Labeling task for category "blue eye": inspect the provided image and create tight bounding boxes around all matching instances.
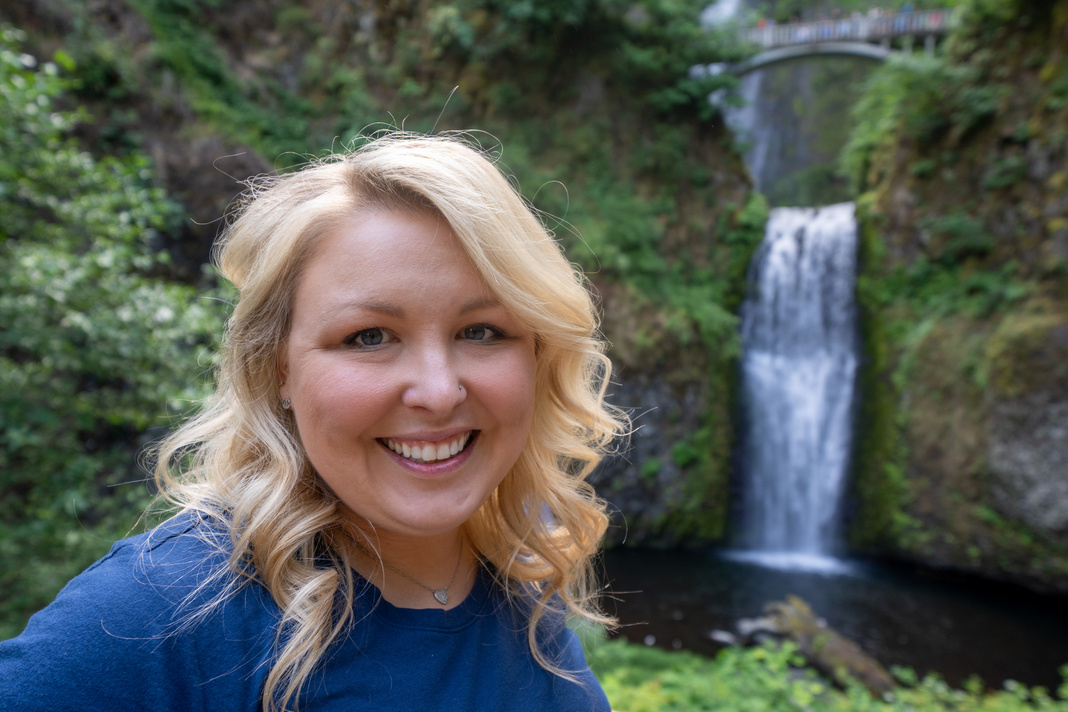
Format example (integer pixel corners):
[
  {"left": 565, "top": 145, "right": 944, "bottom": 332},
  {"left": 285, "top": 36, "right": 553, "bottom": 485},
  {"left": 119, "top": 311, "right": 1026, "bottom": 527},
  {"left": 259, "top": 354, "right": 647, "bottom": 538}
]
[
  {"left": 462, "top": 324, "right": 506, "bottom": 342},
  {"left": 463, "top": 325, "right": 488, "bottom": 341},
  {"left": 345, "top": 328, "right": 387, "bottom": 348}
]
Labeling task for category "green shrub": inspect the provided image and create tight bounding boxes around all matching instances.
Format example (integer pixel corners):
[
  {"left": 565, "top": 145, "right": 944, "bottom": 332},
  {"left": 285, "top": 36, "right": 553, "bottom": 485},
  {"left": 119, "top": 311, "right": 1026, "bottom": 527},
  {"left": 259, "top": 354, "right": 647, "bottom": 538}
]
[
  {"left": 0, "top": 26, "right": 226, "bottom": 637},
  {"left": 587, "top": 635, "right": 1068, "bottom": 712},
  {"left": 842, "top": 54, "right": 1001, "bottom": 192},
  {"left": 981, "top": 154, "right": 1028, "bottom": 190}
]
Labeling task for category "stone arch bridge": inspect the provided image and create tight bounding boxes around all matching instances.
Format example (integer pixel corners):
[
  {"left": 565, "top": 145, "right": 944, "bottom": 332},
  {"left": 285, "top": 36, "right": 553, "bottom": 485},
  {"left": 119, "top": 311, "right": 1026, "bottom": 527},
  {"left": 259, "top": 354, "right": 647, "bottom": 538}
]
[{"left": 732, "top": 8, "right": 961, "bottom": 75}]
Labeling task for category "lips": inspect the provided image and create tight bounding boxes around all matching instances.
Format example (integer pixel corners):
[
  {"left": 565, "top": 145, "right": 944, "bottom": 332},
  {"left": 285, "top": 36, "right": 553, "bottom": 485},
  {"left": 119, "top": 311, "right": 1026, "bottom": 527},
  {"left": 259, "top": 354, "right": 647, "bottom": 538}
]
[{"left": 380, "top": 431, "right": 475, "bottom": 463}]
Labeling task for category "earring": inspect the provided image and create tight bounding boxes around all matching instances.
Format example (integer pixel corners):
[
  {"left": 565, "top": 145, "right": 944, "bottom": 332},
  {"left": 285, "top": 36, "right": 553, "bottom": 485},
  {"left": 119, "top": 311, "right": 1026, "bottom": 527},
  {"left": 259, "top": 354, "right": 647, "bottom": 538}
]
[{"left": 282, "top": 398, "right": 291, "bottom": 410}]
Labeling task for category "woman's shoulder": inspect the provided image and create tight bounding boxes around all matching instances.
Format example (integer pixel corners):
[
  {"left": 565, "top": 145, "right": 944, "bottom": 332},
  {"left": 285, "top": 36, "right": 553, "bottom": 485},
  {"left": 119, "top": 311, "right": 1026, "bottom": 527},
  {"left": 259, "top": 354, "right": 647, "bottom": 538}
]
[
  {"left": 61, "top": 510, "right": 252, "bottom": 614},
  {"left": 0, "top": 510, "right": 279, "bottom": 712}
]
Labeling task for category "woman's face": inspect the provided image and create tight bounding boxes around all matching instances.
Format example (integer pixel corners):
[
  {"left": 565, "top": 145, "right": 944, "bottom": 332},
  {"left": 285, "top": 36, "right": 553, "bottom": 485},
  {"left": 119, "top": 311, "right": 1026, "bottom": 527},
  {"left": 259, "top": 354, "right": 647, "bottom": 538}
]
[{"left": 279, "top": 210, "right": 537, "bottom": 539}]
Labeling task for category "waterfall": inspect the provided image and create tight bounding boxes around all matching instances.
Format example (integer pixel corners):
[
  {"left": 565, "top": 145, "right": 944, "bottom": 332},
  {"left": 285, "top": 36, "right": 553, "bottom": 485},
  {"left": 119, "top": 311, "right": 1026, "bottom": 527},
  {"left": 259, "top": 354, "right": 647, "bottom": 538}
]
[
  {"left": 722, "top": 71, "right": 770, "bottom": 193},
  {"left": 701, "top": 0, "right": 745, "bottom": 25},
  {"left": 738, "top": 202, "right": 859, "bottom": 559}
]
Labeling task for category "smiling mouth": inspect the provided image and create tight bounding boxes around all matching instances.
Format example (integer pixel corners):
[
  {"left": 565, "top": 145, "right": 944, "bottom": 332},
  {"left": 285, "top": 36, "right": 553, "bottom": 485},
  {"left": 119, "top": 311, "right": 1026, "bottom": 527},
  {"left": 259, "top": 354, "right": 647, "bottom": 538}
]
[{"left": 380, "top": 431, "right": 476, "bottom": 464}]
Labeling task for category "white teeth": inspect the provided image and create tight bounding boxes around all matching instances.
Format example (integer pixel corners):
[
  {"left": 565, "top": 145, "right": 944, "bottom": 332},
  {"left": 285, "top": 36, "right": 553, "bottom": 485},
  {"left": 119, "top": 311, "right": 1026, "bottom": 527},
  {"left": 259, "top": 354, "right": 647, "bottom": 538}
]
[{"left": 385, "top": 433, "right": 471, "bottom": 463}]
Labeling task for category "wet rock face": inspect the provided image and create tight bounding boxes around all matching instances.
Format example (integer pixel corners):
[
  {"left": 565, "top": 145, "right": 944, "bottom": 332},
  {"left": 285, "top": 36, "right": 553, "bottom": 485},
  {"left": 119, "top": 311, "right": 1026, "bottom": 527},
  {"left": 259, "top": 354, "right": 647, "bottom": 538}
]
[
  {"left": 856, "top": 306, "right": 1068, "bottom": 592},
  {"left": 989, "top": 395, "right": 1068, "bottom": 543},
  {"left": 988, "top": 318, "right": 1068, "bottom": 545},
  {"left": 592, "top": 373, "right": 712, "bottom": 547}
]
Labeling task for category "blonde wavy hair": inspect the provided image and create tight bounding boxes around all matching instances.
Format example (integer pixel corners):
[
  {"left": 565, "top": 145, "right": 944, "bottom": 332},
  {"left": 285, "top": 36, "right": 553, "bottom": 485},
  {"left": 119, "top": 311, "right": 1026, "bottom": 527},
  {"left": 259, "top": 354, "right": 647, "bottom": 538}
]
[{"left": 153, "top": 132, "right": 627, "bottom": 712}]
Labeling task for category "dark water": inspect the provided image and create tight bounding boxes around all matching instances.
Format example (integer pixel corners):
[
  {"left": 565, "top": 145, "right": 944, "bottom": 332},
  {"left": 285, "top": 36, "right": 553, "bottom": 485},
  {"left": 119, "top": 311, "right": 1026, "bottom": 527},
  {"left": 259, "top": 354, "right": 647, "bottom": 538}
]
[{"left": 601, "top": 547, "right": 1068, "bottom": 690}]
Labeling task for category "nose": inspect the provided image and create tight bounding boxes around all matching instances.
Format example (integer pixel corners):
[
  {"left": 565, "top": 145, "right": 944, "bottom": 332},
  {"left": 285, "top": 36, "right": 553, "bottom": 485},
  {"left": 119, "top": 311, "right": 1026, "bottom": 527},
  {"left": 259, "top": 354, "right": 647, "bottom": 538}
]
[{"left": 400, "top": 344, "right": 467, "bottom": 414}]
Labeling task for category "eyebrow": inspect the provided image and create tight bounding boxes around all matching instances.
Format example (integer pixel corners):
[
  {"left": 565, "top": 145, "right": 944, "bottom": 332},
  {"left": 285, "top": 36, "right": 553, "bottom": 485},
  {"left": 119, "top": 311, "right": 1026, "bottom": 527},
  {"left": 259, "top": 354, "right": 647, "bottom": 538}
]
[
  {"left": 459, "top": 297, "right": 503, "bottom": 313},
  {"left": 341, "top": 301, "right": 404, "bottom": 317},
  {"left": 331, "top": 296, "right": 503, "bottom": 318}
]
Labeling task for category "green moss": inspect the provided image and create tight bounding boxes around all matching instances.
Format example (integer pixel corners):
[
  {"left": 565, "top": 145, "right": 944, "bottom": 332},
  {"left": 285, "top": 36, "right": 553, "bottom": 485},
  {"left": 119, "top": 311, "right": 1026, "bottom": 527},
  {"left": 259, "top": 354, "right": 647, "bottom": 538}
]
[
  {"left": 839, "top": 0, "right": 1068, "bottom": 591},
  {"left": 985, "top": 310, "right": 1068, "bottom": 397},
  {"left": 646, "top": 194, "right": 766, "bottom": 545},
  {"left": 849, "top": 219, "right": 1068, "bottom": 579},
  {"left": 849, "top": 198, "right": 912, "bottom": 549},
  {"left": 652, "top": 424, "right": 730, "bottom": 543},
  {"left": 981, "top": 154, "right": 1029, "bottom": 190}
]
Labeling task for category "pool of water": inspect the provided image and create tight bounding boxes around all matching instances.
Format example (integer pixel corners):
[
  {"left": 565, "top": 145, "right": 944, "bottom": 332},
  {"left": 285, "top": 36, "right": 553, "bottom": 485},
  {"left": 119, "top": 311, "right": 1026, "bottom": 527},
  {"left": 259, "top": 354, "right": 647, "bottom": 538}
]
[{"left": 601, "top": 547, "right": 1068, "bottom": 690}]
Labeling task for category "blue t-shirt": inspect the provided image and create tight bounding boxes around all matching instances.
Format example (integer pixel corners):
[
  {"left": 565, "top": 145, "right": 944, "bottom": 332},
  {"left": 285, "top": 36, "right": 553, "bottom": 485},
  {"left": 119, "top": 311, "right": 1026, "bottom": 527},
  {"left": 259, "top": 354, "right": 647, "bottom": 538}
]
[{"left": 0, "top": 513, "right": 611, "bottom": 711}]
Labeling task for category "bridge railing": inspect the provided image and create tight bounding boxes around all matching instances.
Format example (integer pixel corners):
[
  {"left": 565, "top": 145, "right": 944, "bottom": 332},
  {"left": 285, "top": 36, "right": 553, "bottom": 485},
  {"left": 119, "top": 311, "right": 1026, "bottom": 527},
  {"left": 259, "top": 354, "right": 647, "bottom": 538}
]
[{"left": 742, "top": 9, "right": 960, "bottom": 49}]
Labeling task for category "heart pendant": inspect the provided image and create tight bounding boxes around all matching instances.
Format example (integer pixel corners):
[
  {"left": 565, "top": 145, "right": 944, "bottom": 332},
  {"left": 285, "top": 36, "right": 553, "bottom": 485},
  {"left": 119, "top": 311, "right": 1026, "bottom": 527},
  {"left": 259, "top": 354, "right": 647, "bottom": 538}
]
[{"left": 433, "top": 589, "right": 449, "bottom": 605}]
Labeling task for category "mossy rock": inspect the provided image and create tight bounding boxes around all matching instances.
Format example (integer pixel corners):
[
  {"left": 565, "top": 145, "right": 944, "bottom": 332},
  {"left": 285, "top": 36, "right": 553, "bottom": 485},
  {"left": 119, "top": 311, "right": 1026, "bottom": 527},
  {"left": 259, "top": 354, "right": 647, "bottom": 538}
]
[{"left": 985, "top": 306, "right": 1068, "bottom": 398}]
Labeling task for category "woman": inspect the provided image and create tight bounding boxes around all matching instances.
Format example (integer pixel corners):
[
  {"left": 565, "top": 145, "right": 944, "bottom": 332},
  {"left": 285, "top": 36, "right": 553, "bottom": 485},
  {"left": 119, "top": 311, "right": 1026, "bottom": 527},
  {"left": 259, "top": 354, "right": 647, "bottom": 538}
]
[{"left": 0, "top": 132, "right": 626, "bottom": 711}]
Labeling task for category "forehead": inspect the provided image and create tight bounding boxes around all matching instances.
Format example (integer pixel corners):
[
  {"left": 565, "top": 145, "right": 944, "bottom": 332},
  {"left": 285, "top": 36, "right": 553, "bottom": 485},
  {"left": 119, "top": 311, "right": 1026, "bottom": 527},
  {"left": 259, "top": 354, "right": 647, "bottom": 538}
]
[{"left": 292, "top": 210, "right": 496, "bottom": 315}]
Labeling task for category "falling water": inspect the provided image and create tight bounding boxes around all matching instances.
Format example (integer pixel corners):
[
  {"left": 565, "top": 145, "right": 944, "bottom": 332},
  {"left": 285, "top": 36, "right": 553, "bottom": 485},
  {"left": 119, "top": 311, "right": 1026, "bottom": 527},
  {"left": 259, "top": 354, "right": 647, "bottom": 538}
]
[
  {"left": 701, "top": 0, "right": 745, "bottom": 25},
  {"left": 738, "top": 202, "right": 859, "bottom": 559},
  {"left": 721, "top": 71, "right": 770, "bottom": 192}
]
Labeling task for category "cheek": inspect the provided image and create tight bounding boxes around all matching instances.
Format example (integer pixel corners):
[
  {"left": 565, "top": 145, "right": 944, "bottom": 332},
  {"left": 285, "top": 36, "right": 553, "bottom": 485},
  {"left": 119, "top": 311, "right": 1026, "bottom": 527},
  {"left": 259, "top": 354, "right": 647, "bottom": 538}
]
[
  {"left": 490, "top": 349, "right": 538, "bottom": 431},
  {"left": 295, "top": 364, "right": 395, "bottom": 445}
]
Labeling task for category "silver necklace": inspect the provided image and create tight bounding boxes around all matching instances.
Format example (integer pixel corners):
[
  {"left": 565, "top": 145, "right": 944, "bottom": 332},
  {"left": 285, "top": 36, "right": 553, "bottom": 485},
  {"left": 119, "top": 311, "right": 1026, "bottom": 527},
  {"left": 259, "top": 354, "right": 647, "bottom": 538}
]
[{"left": 342, "top": 528, "right": 464, "bottom": 605}]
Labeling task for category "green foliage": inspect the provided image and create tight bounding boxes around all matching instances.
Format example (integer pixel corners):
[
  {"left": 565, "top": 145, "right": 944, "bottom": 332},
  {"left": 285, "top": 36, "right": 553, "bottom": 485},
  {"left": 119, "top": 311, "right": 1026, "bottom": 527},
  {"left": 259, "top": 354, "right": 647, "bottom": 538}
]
[
  {"left": 875, "top": 258, "right": 1032, "bottom": 320},
  {"left": 849, "top": 208, "right": 911, "bottom": 549},
  {"left": 919, "top": 211, "right": 994, "bottom": 263},
  {"left": 628, "top": 193, "right": 763, "bottom": 542},
  {"left": 436, "top": 0, "right": 746, "bottom": 121},
  {"left": 723, "top": 193, "right": 771, "bottom": 305},
  {"left": 123, "top": 0, "right": 332, "bottom": 163},
  {"left": 670, "top": 440, "right": 700, "bottom": 469},
  {"left": 0, "top": 26, "right": 226, "bottom": 637},
  {"left": 945, "top": 0, "right": 1026, "bottom": 60},
  {"left": 648, "top": 193, "right": 764, "bottom": 541},
  {"left": 116, "top": 0, "right": 754, "bottom": 372},
  {"left": 981, "top": 154, "right": 1028, "bottom": 190},
  {"left": 842, "top": 54, "right": 1001, "bottom": 192},
  {"left": 875, "top": 208, "right": 1031, "bottom": 323},
  {"left": 640, "top": 458, "right": 662, "bottom": 485},
  {"left": 114, "top": 0, "right": 743, "bottom": 161},
  {"left": 587, "top": 636, "right": 1068, "bottom": 712},
  {"left": 851, "top": 204, "right": 1031, "bottom": 550}
]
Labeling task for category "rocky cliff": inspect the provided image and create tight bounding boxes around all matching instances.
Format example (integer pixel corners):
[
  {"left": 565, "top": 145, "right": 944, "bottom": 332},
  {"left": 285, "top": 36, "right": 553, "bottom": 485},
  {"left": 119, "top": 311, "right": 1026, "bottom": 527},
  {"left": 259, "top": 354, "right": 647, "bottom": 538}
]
[{"left": 849, "top": 0, "right": 1068, "bottom": 591}]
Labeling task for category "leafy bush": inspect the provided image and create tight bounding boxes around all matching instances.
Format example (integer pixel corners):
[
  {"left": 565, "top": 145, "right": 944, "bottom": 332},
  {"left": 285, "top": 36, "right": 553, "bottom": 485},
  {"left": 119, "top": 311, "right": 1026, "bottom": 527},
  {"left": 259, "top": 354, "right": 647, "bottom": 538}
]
[
  {"left": 869, "top": 259, "right": 1032, "bottom": 320},
  {"left": 125, "top": 0, "right": 320, "bottom": 164},
  {"left": 981, "top": 154, "right": 1028, "bottom": 190},
  {"left": 0, "top": 26, "right": 226, "bottom": 637},
  {"left": 587, "top": 636, "right": 1068, "bottom": 712},
  {"left": 842, "top": 54, "right": 1001, "bottom": 192},
  {"left": 429, "top": 0, "right": 745, "bottom": 121}
]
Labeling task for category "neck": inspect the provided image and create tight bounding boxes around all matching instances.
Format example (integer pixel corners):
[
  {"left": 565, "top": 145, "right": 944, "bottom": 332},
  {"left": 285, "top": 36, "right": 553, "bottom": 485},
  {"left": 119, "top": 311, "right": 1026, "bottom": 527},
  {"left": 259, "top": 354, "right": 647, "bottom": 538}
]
[{"left": 340, "top": 520, "right": 476, "bottom": 610}]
